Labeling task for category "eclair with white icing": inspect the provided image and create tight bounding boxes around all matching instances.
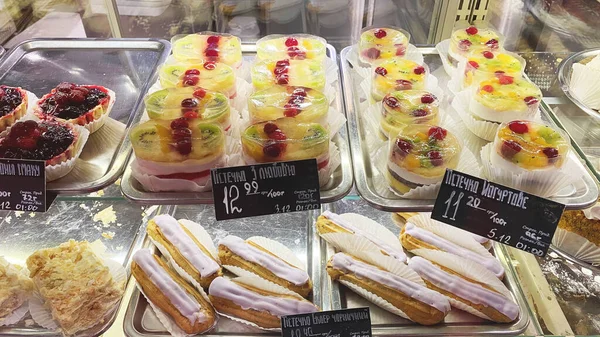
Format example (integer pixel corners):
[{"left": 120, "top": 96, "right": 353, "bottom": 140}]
[
  {"left": 408, "top": 249, "right": 519, "bottom": 323},
  {"left": 327, "top": 252, "right": 450, "bottom": 325},
  {"left": 218, "top": 236, "right": 312, "bottom": 297},
  {"left": 208, "top": 276, "right": 319, "bottom": 329},
  {"left": 131, "top": 249, "right": 216, "bottom": 334}
]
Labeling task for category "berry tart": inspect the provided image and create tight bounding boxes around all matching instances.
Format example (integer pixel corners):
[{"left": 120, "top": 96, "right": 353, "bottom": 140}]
[
  {"left": 34, "top": 82, "right": 114, "bottom": 133},
  {"left": 171, "top": 32, "right": 243, "bottom": 68},
  {"left": 381, "top": 90, "right": 440, "bottom": 137},
  {"left": 448, "top": 24, "right": 502, "bottom": 67},
  {"left": 248, "top": 86, "right": 328, "bottom": 124},
  {"left": 358, "top": 26, "right": 410, "bottom": 65},
  {"left": 469, "top": 76, "right": 542, "bottom": 123},
  {"left": 256, "top": 34, "right": 327, "bottom": 62},
  {"left": 251, "top": 58, "right": 326, "bottom": 92},
  {"left": 387, "top": 125, "right": 461, "bottom": 194},
  {"left": 130, "top": 119, "right": 225, "bottom": 192},
  {"left": 159, "top": 62, "right": 236, "bottom": 99},
  {"left": 371, "top": 58, "right": 428, "bottom": 101},
  {"left": 0, "top": 119, "right": 88, "bottom": 181},
  {"left": 0, "top": 86, "right": 28, "bottom": 133},
  {"left": 462, "top": 50, "right": 524, "bottom": 88},
  {"left": 145, "top": 87, "right": 231, "bottom": 131}
]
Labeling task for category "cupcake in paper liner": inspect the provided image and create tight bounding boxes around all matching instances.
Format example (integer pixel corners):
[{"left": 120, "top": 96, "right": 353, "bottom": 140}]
[
  {"left": 552, "top": 207, "right": 600, "bottom": 265},
  {"left": 458, "top": 49, "right": 525, "bottom": 89},
  {"left": 358, "top": 26, "right": 411, "bottom": 66},
  {"left": 447, "top": 22, "right": 503, "bottom": 68},
  {"left": 0, "top": 257, "right": 33, "bottom": 327},
  {"left": 0, "top": 86, "right": 30, "bottom": 133}
]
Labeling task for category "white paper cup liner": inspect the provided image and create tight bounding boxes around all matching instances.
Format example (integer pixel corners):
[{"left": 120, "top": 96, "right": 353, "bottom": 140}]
[
  {"left": 233, "top": 79, "right": 252, "bottom": 112},
  {"left": 25, "top": 90, "right": 39, "bottom": 115},
  {"left": 217, "top": 311, "right": 279, "bottom": 332},
  {"left": 0, "top": 302, "right": 29, "bottom": 326},
  {"left": 407, "top": 213, "right": 491, "bottom": 247},
  {"left": 570, "top": 63, "right": 600, "bottom": 110},
  {"left": 337, "top": 213, "right": 405, "bottom": 254},
  {"left": 435, "top": 39, "right": 458, "bottom": 77},
  {"left": 84, "top": 89, "right": 116, "bottom": 134},
  {"left": 178, "top": 219, "right": 219, "bottom": 259},
  {"left": 340, "top": 280, "right": 409, "bottom": 319},
  {"left": 451, "top": 94, "right": 498, "bottom": 142},
  {"left": 247, "top": 236, "right": 306, "bottom": 270},
  {"left": 327, "top": 106, "right": 347, "bottom": 138},
  {"left": 552, "top": 227, "right": 600, "bottom": 265},
  {"left": 236, "top": 60, "right": 252, "bottom": 82}
]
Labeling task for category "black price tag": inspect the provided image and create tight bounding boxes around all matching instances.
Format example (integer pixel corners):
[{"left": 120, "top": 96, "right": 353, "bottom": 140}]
[
  {"left": 281, "top": 308, "right": 371, "bottom": 337},
  {"left": 0, "top": 159, "right": 53, "bottom": 212},
  {"left": 431, "top": 169, "right": 565, "bottom": 257},
  {"left": 211, "top": 159, "right": 321, "bottom": 221}
]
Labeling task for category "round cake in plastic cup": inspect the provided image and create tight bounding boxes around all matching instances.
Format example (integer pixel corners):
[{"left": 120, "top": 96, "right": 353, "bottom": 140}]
[
  {"left": 171, "top": 32, "right": 243, "bottom": 69},
  {"left": 251, "top": 58, "right": 326, "bottom": 92},
  {"left": 248, "top": 86, "right": 328, "bottom": 124},
  {"left": 490, "top": 120, "right": 570, "bottom": 173},
  {"left": 256, "top": 34, "right": 327, "bottom": 62},
  {"left": 448, "top": 22, "right": 503, "bottom": 67},
  {"left": 461, "top": 49, "right": 525, "bottom": 88},
  {"left": 145, "top": 87, "right": 231, "bottom": 130},
  {"left": 159, "top": 61, "right": 236, "bottom": 99},
  {"left": 387, "top": 125, "right": 461, "bottom": 194},
  {"left": 469, "top": 76, "right": 542, "bottom": 123},
  {"left": 358, "top": 26, "right": 411, "bottom": 66},
  {"left": 381, "top": 90, "right": 439, "bottom": 137},
  {"left": 371, "top": 58, "right": 428, "bottom": 101}
]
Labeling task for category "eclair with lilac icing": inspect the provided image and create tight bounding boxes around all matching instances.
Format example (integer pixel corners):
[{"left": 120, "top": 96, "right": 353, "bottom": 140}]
[
  {"left": 131, "top": 249, "right": 216, "bottom": 334},
  {"left": 218, "top": 236, "right": 312, "bottom": 297},
  {"left": 327, "top": 252, "right": 450, "bottom": 325},
  {"left": 408, "top": 249, "right": 519, "bottom": 323},
  {"left": 208, "top": 276, "right": 319, "bottom": 329},
  {"left": 316, "top": 211, "right": 407, "bottom": 262},
  {"left": 147, "top": 214, "right": 222, "bottom": 289}
]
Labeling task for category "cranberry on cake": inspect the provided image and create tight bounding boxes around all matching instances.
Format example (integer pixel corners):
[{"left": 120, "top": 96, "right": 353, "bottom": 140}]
[{"left": 0, "top": 86, "right": 28, "bottom": 133}]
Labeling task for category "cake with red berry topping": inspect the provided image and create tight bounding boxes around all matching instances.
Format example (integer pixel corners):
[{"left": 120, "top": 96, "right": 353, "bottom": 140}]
[
  {"left": 34, "top": 82, "right": 114, "bottom": 133},
  {"left": 491, "top": 120, "right": 569, "bottom": 172},
  {"left": 359, "top": 26, "right": 410, "bottom": 65},
  {"left": 469, "top": 76, "right": 542, "bottom": 123},
  {"left": 448, "top": 24, "right": 502, "bottom": 67},
  {"left": 387, "top": 125, "right": 461, "bottom": 194},
  {"left": 0, "top": 86, "right": 28, "bottom": 133},
  {"left": 159, "top": 62, "right": 236, "bottom": 98},
  {"left": 248, "top": 86, "right": 328, "bottom": 124},
  {"left": 171, "top": 32, "right": 243, "bottom": 68},
  {"left": 381, "top": 90, "right": 439, "bottom": 136},
  {"left": 251, "top": 59, "right": 326, "bottom": 92},
  {"left": 145, "top": 87, "right": 231, "bottom": 130},
  {"left": 462, "top": 50, "right": 524, "bottom": 88},
  {"left": 371, "top": 58, "right": 428, "bottom": 101},
  {"left": 256, "top": 34, "right": 326, "bottom": 62},
  {"left": 130, "top": 119, "right": 225, "bottom": 191}
]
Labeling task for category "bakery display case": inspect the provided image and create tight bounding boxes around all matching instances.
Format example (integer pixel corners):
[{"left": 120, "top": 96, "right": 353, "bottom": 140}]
[{"left": 1, "top": 0, "right": 600, "bottom": 337}]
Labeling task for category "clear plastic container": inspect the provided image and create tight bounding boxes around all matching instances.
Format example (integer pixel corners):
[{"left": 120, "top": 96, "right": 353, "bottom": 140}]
[
  {"left": 462, "top": 49, "right": 525, "bottom": 88},
  {"left": 448, "top": 21, "right": 504, "bottom": 67},
  {"left": 248, "top": 86, "right": 328, "bottom": 124},
  {"left": 251, "top": 58, "right": 326, "bottom": 91},
  {"left": 171, "top": 32, "right": 243, "bottom": 68},
  {"left": 380, "top": 90, "right": 440, "bottom": 136},
  {"left": 159, "top": 62, "right": 236, "bottom": 98},
  {"left": 256, "top": 34, "right": 327, "bottom": 62},
  {"left": 371, "top": 57, "right": 428, "bottom": 101},
  {"left": 358, "top": 25, "right": 410, "bottom": 65}
]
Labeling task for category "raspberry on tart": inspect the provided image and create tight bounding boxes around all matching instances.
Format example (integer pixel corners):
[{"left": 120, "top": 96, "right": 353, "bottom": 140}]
[{"left": 0, "top": 86, "right": 28, "bottom": 133}]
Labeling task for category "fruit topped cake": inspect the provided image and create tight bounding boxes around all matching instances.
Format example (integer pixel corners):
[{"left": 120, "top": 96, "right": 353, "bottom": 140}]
[
  {"left": 359, "top": 27, "right": 410, "bottom": 65},
  {"left": 172, "top": 32, "right": 243, "bottom": 68},
  {"left": 159, "top": 62, "right": 236, "bottom": 98},
  {"left": 463, "top": 50, "right": 523, "bottom": 88},
  {"left": 251, "top": 59, "right": 326, "bottom": 91},
  {"left": 248, "top": 86, "right": 328, "bottom": 124},
  {"left": 256, "top": 34, "right": 327, "bottom": 62},
  {"left": 34, "top": 82, "right": 113, "bottom": 133},
  {"left": 492, "top": 120, "right": 569, "bottom": 171},
  {"left": 381, "top": 90, "right": 439, "bottom": 136},
  {"left": 371, "top": 58, "right": 427, "bottom": 101},
  {"left": 0, "top": 86, "right": 28, "bottom": 133},
  {"left": 145, "top": 87, "right": 231, "bottom": 130},
  {"left": 387, "top": 125, "right": 461, "bottom": 194},
  {"left": 448, "top": 24, "right": 502, "bottom": 66},
  {"left": 470, "top": 76, "right": 542, "bottom": 123}
]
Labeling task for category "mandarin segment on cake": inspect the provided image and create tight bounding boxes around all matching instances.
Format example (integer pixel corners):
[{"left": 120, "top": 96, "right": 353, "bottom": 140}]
[
  {"left": 241, "top": 118, "right": 329, "bottom": 168},
  {"left": 248, "top": 86, "right": 328, "bottom": 124},
  {"left": 494, "top": 120, "right": 569, "bottom": 171},
  {"left": 463, "top": 50, "right": 523, "bottom": 87},
  {"left": 371, "top": 58, "right": 427, "bottom": 101},
  {"left": 381, "top": 90, "right": 439, "bottom": 135},
  {"left": 172, "top": 32, "right": 242, "bottom": 68},
  {"left": 145, "top": 87, "right": 230, "bottom": 129},
  {"left": 159, "top": 62, "right": 236, "bottom": 98},
  {"left": 251, "top": 59, "right": 326, "bottom": 91},
  {"left": 448, "top": 24, "right": 502, "bottom": 66},
  {"left": 358, "top": 27, "right": 410, "bottom": 64},
  {"left": 0, "top": 86, "right": 28, "bottom": 132},
  {"left": 256, "top": 34, "right": 327, "bottom": 62}
]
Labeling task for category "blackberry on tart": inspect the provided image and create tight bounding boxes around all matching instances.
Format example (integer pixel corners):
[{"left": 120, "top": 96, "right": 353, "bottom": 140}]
[{"left": 0, "top": 86, "right": 28, "bottom": 133}]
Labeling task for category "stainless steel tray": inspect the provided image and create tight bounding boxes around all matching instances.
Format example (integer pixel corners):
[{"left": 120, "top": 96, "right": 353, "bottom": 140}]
[
  {"left": 121, "top": 44, "right": 353, "bottom": 205},
  {"left": 0, "top": 38, "right": 171, "bottom": 194},
  {"left": 123, "top": 205, "right": 324, "bottom": 337},
  {"left": 340, "top": 46, "right": 599, "bottom": 211}
]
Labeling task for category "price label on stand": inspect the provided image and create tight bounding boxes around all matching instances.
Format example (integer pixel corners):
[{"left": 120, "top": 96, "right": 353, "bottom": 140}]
[
  {"left": 281, "top": 308, "right": 371, "bottom": 337},
  {"left": 0, "top": 158, "right": 54, "bottom": 212},
  {"left": 211, "top": 159, "right": 321, "bottom": 221},
  {"left": 431, "top": 169, "right": 565, "bottom": 257}
]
